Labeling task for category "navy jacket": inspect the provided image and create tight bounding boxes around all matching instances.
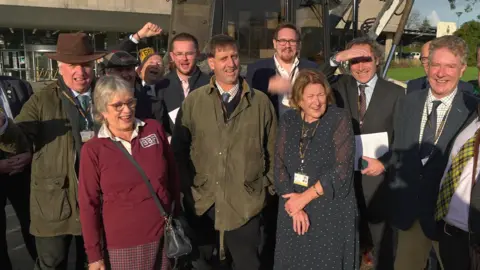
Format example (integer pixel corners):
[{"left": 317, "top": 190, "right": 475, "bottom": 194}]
[
  {"left": 159, "top": 67, "right": 211, "bottom": 135},
  {"left": 245, "top": 58, "right": 321, "bottom": 118}
]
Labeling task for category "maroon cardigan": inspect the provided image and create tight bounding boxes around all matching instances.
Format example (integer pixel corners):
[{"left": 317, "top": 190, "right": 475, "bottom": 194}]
[{"left": 78, "top": 119, "right": 180, "bottom": 263}]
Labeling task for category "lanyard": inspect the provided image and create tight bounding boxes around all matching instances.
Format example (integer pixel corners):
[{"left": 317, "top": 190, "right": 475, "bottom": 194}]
[
  {"left": 61, "top": 90, "right": 92, "bottom": 128},
  {"left": 424, "top": 101, "right": 452, "bottom": 144},
  {"left": 275, "top": 63, "right": 298, "bottom": 83},
  {"left": 299, "top": 114, "right": 321, "bottom": 169}
]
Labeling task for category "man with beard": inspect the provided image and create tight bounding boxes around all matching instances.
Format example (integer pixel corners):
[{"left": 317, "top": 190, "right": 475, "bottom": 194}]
[
  {"left": 0, "top": 33, "right": 105, "bottom": 270},
  {"left": 246, "top": 23, "right": 319, "bottom": 118},
  {"left": 161, "top": 33, "right": 210, "bottom": 136},
  {"left": 330, "top": 37, "right": 405, "bottom": 269},
  {"left": 103, "top": 50, "right": 165, "bottom": 123}
]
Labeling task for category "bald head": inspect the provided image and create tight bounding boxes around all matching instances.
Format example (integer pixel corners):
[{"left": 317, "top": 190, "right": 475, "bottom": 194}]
[
  {"left": 421, "top": 41, "right": 431, "bottom": 57},
  {"left": 421, "top": 41, "right": 431, "bottom": 74}
]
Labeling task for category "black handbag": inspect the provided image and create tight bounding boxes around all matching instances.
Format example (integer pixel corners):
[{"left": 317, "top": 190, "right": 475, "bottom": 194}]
[{"left": 112, "top": 141, "right": 192, "bottom": 260}]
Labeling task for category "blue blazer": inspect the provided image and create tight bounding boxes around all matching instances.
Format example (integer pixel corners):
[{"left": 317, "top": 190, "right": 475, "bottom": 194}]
[{"left": 245, "top": 58, "right": 319, "bottom": 118}]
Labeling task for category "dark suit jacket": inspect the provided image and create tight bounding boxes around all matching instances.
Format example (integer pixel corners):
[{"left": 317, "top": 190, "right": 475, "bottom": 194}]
[
  {"left": 388, "top": 88, "right": 479, "bottom": 240},
  {"left": 0, "top": 76, "right": 33, "bottom": 119},
  {"left": 333, "top": 75, "right": 405, "bottom": 221},
  {"left": 407, "top": 76, "right": 474, "bottom": 95},
  {"left": 245, "top": 58, "right": 321, "bottom": 118},
  {"left": 0, "top": 76, "right": 33, "bottom": 167},
  {"left": 160, "top": 67, "right": 210, "bottom": 135},
  {"left": 133, "top": 78, "right": 166, "bottom": 125}
]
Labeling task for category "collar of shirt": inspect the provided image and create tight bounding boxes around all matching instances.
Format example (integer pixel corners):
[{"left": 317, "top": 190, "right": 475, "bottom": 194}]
[
  {"left": 97, "top": 118, "right": 145, "bottom": 141},
  {"left": 426, "top": 87, "right": 457, "bottom": 108},
  {"left": 273, "top": 54, "right": 299, "bottom": 78},
  {"left": 356, "top": 74, "right": 378, "bottom": 90},
  {"left": 70, "top": 89, "right": 92, "bottom": 98},
  {"left": 216, "top": 82, "right": 240, "bottom": 102}
]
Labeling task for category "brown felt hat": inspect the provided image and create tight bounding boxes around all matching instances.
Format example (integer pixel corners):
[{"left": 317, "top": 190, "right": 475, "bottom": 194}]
[{"left": 45, "top": 33, "right": 105, "bottom": 64}]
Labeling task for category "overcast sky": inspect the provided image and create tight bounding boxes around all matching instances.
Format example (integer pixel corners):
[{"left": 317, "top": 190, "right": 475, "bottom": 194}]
[{"left": 413, "top": 0, "right": 477, "bottom": 27}]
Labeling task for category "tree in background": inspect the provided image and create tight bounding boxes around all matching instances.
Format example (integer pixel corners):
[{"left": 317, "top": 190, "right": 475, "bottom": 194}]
[
  {"left": 454, "top": 20, "right": 480, "bottom": 66},
  {"left": 419, "top": 17, "right": 432, "bottom": 31},
  {"left": 448, "top": 0, "right": 479, "bottom": 21},
  {"left": 406, "top": 9, "right": 421, "bottom": 29}
]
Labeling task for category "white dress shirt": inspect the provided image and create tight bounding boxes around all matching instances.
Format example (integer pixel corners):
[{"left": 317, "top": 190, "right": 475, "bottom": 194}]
[
  {"left": 440, "top": 118, "right": 480, "bottom": 231},
  {"left": 273, "top": 54, "right": 299, "bottom": 107},
  {"left": 357, "top": 74, "right": 378, "bottom": 109},
  {"left": 418, "top": 88, "right": 457, "bottom": 144},
  {"left": 216, "top": 82, "right": 240, "bottom": 103}
]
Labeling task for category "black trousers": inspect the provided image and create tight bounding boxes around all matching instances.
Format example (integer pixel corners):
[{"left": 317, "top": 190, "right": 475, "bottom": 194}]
[
  {"left": 354, "top": 172, "right": 395, "bottom": 270},
  {"left": 188, "top": 206, "right": 262, "bottom": 270},
  {"left": 34, "top": 235, "right": 86, "bottom": 270},
  {"left": 0, "top": 171, "right": 37, "bottom": 270},
  {"left": 439, "top": 222, "right": 471, "bottom": 270}
]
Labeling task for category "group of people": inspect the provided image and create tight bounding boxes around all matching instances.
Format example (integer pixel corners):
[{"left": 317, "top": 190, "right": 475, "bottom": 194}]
[{"left": 0, "top": 20, "right": 480, "bottom": 270}]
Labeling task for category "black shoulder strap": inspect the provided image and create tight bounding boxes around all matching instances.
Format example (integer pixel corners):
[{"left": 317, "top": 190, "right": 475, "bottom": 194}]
[{"left": 111, "top": 140, "right": 170, "bottom": 218}]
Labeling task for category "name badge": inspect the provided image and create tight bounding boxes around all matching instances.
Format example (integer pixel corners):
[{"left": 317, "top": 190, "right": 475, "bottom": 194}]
[
  {"left": 294, "top": 172, "right": 309, "bottom": 187},
  {"left": 80, "top": 130, "right": 95, "bottom": 143}
]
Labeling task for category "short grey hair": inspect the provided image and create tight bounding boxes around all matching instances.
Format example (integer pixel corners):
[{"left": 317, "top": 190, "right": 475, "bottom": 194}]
[
  {"left": 93, "top": 75, "right": 133, "bottom": 123},
  {"left": 429, "top": 35, "right": 469, "bottom": 65},
  {"left": 345, "top": 36, "right": 385, "bottom": 67}
]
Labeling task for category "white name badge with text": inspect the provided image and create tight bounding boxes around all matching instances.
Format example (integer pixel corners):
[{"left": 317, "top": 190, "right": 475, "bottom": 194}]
[
  {"left": 80, "top": 130, "right": 95, "bottom": 143},
  {"left": 294, "top": 172, "right": 309, "bottom": 187}
]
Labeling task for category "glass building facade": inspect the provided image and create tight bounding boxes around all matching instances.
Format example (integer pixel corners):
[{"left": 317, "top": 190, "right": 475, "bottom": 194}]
[{"left": 0, "top": 28, "right": 168, "bottom": 82}]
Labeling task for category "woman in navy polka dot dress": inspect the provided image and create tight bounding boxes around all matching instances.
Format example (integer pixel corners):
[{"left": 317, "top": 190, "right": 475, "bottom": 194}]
[{"left": 273, "top": 69, "right": 358, "bottom": 270}]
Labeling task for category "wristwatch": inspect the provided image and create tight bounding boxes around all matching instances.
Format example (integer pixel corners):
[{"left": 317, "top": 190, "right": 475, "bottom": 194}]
[{"left": 330, "top": 54, "right": 340, "bottom": 66}]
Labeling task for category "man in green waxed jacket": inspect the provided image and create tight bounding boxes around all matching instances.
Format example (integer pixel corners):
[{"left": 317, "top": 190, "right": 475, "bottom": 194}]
[
  {"left": 0, "top": 33, "right": 106, "bottom": 270},
  {"left": 171, "top": 35, "right": 277, "bottom": 270}
]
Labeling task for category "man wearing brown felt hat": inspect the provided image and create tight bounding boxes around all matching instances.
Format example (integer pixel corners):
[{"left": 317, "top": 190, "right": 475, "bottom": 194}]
[{"left": 0, "top": 32, "right": 105, "bottom": 270}]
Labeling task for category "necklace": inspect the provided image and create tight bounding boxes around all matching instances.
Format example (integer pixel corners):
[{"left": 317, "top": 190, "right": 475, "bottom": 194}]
[{"left": 299, "top": 114, "right": 321, "bottom": 163}]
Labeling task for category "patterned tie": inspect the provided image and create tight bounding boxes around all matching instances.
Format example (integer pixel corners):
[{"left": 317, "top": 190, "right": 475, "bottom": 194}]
[
  {"left": 358, "top": 84, "right": 367, "bottom": 126},
  {"left": 420, "top": 100, "right": 442, "bottom": 159},
  {"left": 435, "top": 127, "right": 480, "bottom": 221},
  {"left": 222, "top": 93, "right": 231, "bottom": 104},
  {"left": 77, "top": 95, "right": 90, "bottom": 112}
]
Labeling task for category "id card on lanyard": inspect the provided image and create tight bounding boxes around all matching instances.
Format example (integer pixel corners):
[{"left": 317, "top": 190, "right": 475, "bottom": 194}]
[{"left": 62, "top": 91, "right": 95, "bottom": 143}]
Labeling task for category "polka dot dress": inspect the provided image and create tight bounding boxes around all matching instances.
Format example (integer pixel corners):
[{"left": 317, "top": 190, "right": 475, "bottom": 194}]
[{"left": 273, "top": 106, "right": 359, "bottom": 270}]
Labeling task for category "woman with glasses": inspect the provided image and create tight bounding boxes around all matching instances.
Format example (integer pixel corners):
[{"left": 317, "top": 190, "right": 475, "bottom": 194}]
[{"left": 78, "top": 75, "right": 180, "bottom": 270}]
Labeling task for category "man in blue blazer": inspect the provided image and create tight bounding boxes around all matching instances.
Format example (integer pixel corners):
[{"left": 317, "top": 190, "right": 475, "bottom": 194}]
[{"left": 246, "top": 23, "right": 332, "bottom": 119}]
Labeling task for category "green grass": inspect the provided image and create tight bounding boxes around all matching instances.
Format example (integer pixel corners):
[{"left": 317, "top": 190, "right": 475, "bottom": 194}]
[{"left": 387, "top": 67, "right": 478, "bottom": 82}]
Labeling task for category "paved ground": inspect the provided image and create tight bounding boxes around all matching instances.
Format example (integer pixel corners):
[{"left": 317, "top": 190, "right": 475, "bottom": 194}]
[{"left": 6, "top": 204, "right": 78, "bottom": 270}]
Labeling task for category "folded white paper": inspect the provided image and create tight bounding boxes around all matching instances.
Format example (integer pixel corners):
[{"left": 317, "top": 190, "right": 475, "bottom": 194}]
[
  {"left": 354, "top": 132, "right": 389, "bottom": 171},
  {"left": 168, "top": 107, "right": 180, "bottom": 124}
]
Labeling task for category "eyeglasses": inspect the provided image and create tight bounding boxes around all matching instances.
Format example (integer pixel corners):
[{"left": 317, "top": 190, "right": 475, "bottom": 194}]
[
  {"left": 420, "top": 57, "right": 428, "bottom": 64},
  {"left": 108, "top": 98, "right": 137, "bottom": 112},
  {"left": 276, "top": 39, "right": 299, "bottom": 46},
  {"left": 173, "top": 51, "right": 196, "bottom": 58}
]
